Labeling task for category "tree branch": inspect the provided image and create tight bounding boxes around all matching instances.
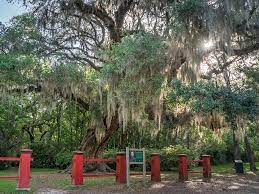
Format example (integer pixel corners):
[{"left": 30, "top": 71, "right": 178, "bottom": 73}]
[
  {"left": 233, "top": 42, "right": 259, "bottom": 56},
  {"left": 4, "top": 83, "right": 90, "bottom": 110}
]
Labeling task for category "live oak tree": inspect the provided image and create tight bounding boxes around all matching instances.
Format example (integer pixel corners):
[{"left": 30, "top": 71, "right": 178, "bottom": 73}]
[{"left": 3, "top": 0, "right": 259, "bottom": 157}]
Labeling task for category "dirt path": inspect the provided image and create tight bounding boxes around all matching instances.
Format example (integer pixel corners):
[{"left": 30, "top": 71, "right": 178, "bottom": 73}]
[{"left": 35, "top": 173, "right": 259, "bottom": 194}]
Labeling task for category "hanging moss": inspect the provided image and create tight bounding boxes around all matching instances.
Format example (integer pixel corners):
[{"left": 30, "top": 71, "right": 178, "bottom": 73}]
[{"left": 97, "top": 32, "right": 171, "bottom": 131}]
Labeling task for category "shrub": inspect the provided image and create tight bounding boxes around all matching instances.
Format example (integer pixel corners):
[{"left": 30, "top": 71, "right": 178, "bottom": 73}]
[
  {"left": 101, "top": 148, "right": 120, "bottom": 159},
  {"left": 30, "top": 142, "right": 59, "bottom": 168},
  {"left": 102, "top": 146, "right": 199, "bottom": 171},
  {"left": 0, "top": 149, "right": 9, "bottom": 170},
  {"left": 55, "top": 151, "right": 72, "bottom": 169},
  {"left": 254, "top": 151, "right": 259, "bottom": 162},
  {"left": 159, "top": 145, "right": 199, "bottom": 170}
]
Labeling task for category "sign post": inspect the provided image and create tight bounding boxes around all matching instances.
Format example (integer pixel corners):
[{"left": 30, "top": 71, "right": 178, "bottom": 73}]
[{"left": 126, "top": 147, "right": 146, "bottom": 187}]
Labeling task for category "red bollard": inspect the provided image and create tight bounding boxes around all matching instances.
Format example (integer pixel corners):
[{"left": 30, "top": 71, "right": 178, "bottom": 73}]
[
  {"left": 116, "top": 152, "right": 126, "bottom": 183},
  {"left": 202, "top": 155, "right": 211, "bottom": 178},
  {"left": 17, "top": 149, "right": 32, "bottom": 190},
  {"left": 71, "top": 151, "right": 84, "bottom": 185},
  {"left": 151, "top": 153, "right": 161, "bottom": 182},
  {"left": 178, "top": 154, "right": 188, "bottom": 182}
]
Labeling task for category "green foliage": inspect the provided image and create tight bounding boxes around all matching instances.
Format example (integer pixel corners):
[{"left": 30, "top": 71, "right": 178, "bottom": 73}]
[
  {"left": 0, "top": 14, "right": 45, "bottom": 87},
  {"left": 0, "top": 14, "right": 42, "bottom": 55},
  {"left": 101, "top": 148, "right": 120, "bottom": 159},
  {"left": 102, "top": 146, "right": 199, "bottom": 171},
  {"left": 30, "top": 142, "right": 59, "bottom": 168},
  {"left": 45, "top": 63, "right": 86, "bottom": 86},
  {"left": 200, "top": 129, "right": 232, "bottom": 164},
  {"left": 55, "top": 151, "right": 72, "bottom": 169},
  {"left": 0, "top": 95, "right": 24, "bottom": 169},
  {"left": 159, "top": 145, "right": 199, "bottom": 170},
  {"left": 100, "top": 32, "right": 168, "bottom": 106},
  {"left": 101, "top": 32, "right": 167, "bottom": 77},
  {"left": 245, "top": 65, "right": 259, "bottom": 92},
  {"left": 175, "top": 0, "right": 204, "bottom": 19},
  {"left": 168, "top": 80, "right": 258, "bottom": 122},
  {"left": 0, "top": 54, "right": 38, "bottom": 85}
]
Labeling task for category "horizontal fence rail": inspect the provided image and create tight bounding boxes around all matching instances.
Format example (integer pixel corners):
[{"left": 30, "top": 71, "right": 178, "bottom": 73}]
[
  {"left": 0, "top": 157, "right": 20, "bottom": 161},
  {"left": 0, "top": 176, "right": 19, "bottom": 179},
  {"left": 178, "top": 154, "right": 211, "bottom": 182},
  {"left": 83, "top": 173, "right": 116, "bottom": 177},
  {"left": 188, "top": 160, "right": 203, "bottom": 163},
  {"left": 85, "top": 158, "right": 115, "bottom": 163},
  {"left": 130, "top": 172, "right": 151, "bottom": 176},
  {"left": 71, "top": 151, "right": 161, "bottom": 186}
]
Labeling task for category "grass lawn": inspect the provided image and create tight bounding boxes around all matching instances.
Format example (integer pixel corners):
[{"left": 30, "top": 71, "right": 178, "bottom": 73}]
[
  {"left": 0, "top": 163, "right": 258, "bottom": 193},
  {"left": 209, "top": 162, "right": 259, "bottom": 174}
]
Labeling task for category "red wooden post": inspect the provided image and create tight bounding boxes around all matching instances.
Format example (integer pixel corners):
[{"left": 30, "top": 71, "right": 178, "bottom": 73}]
[
  {"left": 202, "top": 155, "right": 211, "bottom": 178},
  {"left": 178, "top": 154, "right": 188, "bottom": 182},
  {"left": 151, "top": 153, "right": 161, "bottom": 182},
  {"left": 71, "top": 151, "right": 84, "bottom": 185},
  {"left": 116, "top": 152, "right": 126, "bottom": 183},
  {"left": 17, "top": 149, "right": 32, "bottom": 190}
]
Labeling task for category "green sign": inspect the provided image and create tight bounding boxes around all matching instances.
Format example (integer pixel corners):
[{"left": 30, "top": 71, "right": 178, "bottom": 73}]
[
  {"left": 129, "top": 150, "right": 143, "bottom": 162},
  {"left": 126, "top": 147, "right": 146, "bottom": 187}
]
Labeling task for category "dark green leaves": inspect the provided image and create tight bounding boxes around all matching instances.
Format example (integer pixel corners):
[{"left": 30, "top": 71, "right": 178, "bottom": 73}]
[{"left": 168, "top": 80, "right": 258, "bottom": 121}]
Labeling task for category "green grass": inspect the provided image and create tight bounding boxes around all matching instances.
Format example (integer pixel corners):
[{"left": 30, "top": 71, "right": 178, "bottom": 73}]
[
  {"left": 31, "top": 168, "right": 60, "bottom": 173},
  {"left": 211, "top": 162, "right": 259, "bottom": 173},
  {"left": 193, "top": 162, "right": 259, "bottom": 174},
  {"left": 0, "top": 168, "right": 60, "bottom": 193}
]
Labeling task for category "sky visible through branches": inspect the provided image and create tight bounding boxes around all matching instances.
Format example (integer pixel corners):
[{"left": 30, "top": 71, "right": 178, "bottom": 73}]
[{"left": 0, "top": 0, "right": 25, "bottom": 23}]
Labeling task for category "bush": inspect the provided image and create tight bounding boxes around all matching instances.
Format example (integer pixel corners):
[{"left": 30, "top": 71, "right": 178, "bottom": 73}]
[
  {"left": 254, "top": 151, "right": 259, "bottom": 162},
  {"left": 0, "top": 149, "right": 9, "bottom": 170},
  {"left": 0, "top": 145, "right": 19, "bottom": 170},
  {"left": 102, "top": 145, "right": 199, "bottom": 171},
  {"left": 199, "top": 129, "right": 233, "bottom": 164},
  {"left": 55, "top": 151, "right": 72, "bottom": 169},
  {"left": 30, "top": 142, "right": 59, "bottom": 168},
  {"left": 159, "top": 145, "right": 199, "bottom": 170},
  {"left": 101, "top": 148, "right": 120, "bottom": 159}
]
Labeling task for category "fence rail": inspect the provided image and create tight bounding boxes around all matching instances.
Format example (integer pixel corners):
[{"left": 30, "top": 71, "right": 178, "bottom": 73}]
[
  {"left": 0, "top": 176, "right": 19, "bottom": 179},
  {"left": 71, "top": 151, "right": 161, "bottom": 186},
  {"left": 188, "top": 160, "right": 203, "bottom": 163},
  {"left": 83, "top": 173, "right": 116, "bottom": 177},
  {"left": 0, "top": 157, "right": 20, "bottom": 161},
  {"left": 178, "top": 154, "right": 211, "bottom": 182},
  {"left": 85, "top": 158, "right": 115, "bottom": 163}
]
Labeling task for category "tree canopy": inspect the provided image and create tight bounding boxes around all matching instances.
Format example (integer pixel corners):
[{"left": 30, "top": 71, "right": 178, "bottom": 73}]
[{"left": 0, "top": 0, "right": 258, "bottom": 170}]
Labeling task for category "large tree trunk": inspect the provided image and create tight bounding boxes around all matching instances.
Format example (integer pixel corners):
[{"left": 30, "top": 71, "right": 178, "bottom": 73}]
[
  {"left": 231, "top": 120, "right": 241, "bottom": 160},
  {"left": 80, "top": 115, "right": 119, "bottom": 157},
  {"left": 56, "top": 102, "right": 62, "bottom": 146},
  {"left": 243, "top": 127, "right": 257, "bottom": 172},
  {"left": 75, "top": 115, "right": 119, "bottom": 173}
]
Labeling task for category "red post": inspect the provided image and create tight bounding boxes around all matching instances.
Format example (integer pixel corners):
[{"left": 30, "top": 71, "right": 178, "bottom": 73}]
[
  {"left": 17, "top": 149, "right": 32, "bottom": 190},
  {"left": 178, "top": 154, "right": 188, "bottom": 182},
  {"left": 202, "top": 155, "right": 211, "bottom": 178},
  {"left": 116, "top": 152, "right": 126, "bottom": 183},
  {"left": 151, "top": 153, "right": 161, "bottom": 182},
  {"left": 71, "top": 151, "right": 84, "bottom": 185}
]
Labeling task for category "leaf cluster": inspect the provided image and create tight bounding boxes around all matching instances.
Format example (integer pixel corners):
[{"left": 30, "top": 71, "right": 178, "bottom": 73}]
[{"left": 168, "top": 80, "right": 258, "bottom": 121}]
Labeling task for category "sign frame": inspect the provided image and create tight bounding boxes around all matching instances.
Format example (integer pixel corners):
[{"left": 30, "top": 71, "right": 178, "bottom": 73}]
[{"left": 126, "top": 147, "right": 146, "bottom": 187}]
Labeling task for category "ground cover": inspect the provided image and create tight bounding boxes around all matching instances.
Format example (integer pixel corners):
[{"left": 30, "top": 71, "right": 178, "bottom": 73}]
[{"left": 0, "top": 163, "right": 258, "bottom": 193}]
